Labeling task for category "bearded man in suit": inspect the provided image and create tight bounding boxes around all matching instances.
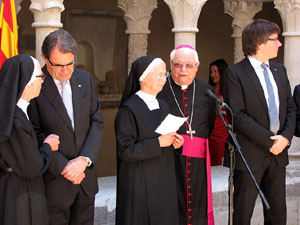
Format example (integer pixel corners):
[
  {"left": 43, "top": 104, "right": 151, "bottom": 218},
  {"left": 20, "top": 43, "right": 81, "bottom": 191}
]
[
  {"left": 223, "top": 19, "right": 296, "bottom": 225},
  {"left": 28, "top": 29, "right": 104, "bottom": 225}
]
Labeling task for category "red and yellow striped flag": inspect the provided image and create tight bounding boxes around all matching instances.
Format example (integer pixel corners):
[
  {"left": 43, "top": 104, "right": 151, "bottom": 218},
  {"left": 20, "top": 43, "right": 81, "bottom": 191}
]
[{"left": 0, "top": 0, "right": 18, "bottom": 69}]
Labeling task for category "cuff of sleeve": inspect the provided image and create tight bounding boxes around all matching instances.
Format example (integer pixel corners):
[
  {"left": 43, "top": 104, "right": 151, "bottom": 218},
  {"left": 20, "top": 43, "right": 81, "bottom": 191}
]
[{"left": 79, "top": 156, "right": 92, "bottom": 167}]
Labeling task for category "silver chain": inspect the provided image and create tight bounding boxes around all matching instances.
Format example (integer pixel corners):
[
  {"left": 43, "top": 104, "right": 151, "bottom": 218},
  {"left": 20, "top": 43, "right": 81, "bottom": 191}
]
[{"left": 168, "top": 75, "right": 195, "bottom": 135}]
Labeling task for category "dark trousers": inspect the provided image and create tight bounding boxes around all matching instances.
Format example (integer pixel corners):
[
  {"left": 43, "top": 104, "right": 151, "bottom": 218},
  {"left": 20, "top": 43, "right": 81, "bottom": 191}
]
[
  {"left": 48, "top": 185, "right": 95, "bottom": 225},
  {"left": 233, "top": 156, "right": 286, "bottom": 225}
]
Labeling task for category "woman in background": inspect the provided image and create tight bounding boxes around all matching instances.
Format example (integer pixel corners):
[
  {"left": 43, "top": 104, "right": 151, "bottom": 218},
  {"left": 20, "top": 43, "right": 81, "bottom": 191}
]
[
  {"left": 115, "top": 55, "right": 184, "bottom": 225},
  {"left": 0, "top": 54, "right": 59, "bottom": 225},
  {"left": 208, "top": 59, "right": 228, "bottom": 166}
]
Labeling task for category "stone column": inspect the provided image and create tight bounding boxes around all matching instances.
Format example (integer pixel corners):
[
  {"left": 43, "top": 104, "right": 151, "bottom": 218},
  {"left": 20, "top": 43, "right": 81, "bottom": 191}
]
[
  {"left": 118, "top": 0, "right": 158, "bottom": 74},
  {"left": 30, "top": 0, "right": 64, "bottom": 64},
  {"left": 275, "top": 0, "right": 300, "bottom": 91},
  {"left": 275, "top": 0, "right": 300, "bottom": 159},
  {"left": 15, "top": 0, "right": 22, "bottom": 13},
  {"left": 164, "top": 0, "right": 207, "bottom": 48},
  {"left": 224, "top": 0, "right": 262, "bottom": 63}
]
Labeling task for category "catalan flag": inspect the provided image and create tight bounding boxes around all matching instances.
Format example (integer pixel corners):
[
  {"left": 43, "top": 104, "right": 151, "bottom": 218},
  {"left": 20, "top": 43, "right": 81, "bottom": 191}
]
[{"left": 0, "top": 0, "right": 18, "bottom": 69}]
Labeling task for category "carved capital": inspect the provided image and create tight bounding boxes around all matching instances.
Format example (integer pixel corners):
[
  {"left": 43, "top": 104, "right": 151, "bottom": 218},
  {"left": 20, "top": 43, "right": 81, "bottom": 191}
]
[
  {"left": 224, "top": 0, "right": 262, "bottom": 36},
  {"left": 223, "top": 0, "right": 261, "bottom": 63},
  {"left": 274, "top": 0, "right": 300, "bottom": 33},
  {"left": 30, "top": 0, "right": 64, "bottom": 28},
  {"left": 164, "top": 0, "right": 207, "bottom": 31},
  {"left": 117, "top": 0, "right": 157, "bottom": 34}
]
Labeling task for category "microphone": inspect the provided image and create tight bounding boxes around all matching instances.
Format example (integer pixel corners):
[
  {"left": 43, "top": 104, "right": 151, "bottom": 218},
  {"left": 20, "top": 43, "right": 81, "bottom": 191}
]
[{"left": 206, "top": 89, "right": 228, "bottom": 107}]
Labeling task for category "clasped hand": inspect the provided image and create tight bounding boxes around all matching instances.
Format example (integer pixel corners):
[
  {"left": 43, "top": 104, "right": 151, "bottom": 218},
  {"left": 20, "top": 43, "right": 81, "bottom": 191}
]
[
  {"left": 158, "top": 132, "right": 184, "bottom": 149},
  {"left": 61, "top": 157, "right": 88, "bottom": 185}
]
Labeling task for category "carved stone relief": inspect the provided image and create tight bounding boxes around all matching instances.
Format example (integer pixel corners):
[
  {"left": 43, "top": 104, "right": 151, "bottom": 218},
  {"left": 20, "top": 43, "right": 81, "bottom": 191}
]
[{"left": 65, "top": 10, "right": 127, "bottom": 107}]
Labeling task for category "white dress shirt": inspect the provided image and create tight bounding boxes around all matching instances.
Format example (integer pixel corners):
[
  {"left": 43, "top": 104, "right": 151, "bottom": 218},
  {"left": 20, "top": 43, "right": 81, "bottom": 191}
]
[
  {"left": 248, "top": 56, "right": 280, "bottom": 111},
  {"left": 53, "top": 78, "right": 92, "bottom": 167},
  {"left": 53, "top": 78, "right": 74, "bottom": 128}
]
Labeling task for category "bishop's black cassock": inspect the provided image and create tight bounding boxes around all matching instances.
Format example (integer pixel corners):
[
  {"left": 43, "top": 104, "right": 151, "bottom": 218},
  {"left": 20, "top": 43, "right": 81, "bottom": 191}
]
[{"left": 158, "top": 76, "right": 216, "bottom": 225}]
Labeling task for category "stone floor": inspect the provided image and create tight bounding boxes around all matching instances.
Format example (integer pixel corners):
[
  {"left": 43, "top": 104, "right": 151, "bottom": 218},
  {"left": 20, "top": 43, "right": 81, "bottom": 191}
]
[{"left": 94, "top": 160, "right": 300, "bottom": 225}]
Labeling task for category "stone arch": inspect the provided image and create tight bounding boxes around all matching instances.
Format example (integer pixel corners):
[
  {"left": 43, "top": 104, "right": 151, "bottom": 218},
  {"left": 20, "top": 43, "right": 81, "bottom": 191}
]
[
  {"left": 77, "top": 40, "right": 102, "bottom": 92},
  {"left": 77, "top": 40, "right": 95, "bottom": 75}
]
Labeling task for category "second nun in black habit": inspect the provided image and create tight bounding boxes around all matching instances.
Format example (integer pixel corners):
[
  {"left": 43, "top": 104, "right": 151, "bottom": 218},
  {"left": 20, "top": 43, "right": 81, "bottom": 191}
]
[
  {"left": 0, "top": 54, "right": 60, "bottom": 225},
  {"left": 115, "top": 55, "right": 184, "bottom": 225}
]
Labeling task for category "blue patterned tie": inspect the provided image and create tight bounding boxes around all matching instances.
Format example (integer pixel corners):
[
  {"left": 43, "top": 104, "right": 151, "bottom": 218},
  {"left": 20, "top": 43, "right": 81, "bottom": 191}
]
[
  {"left": 261, "top": 64, "right": 279, "bottom": 134},
  {"left": 60, "top": 81, "right": 74, "bottom": 129}
]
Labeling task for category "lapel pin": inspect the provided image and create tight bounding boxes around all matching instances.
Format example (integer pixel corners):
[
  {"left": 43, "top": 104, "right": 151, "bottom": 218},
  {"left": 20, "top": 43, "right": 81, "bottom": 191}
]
[
  {"left": 78, "top": 84, "right": 81, "bottom": 88},
  {"left": 274, "top": 68, "right": 277, "bottom": 72}
]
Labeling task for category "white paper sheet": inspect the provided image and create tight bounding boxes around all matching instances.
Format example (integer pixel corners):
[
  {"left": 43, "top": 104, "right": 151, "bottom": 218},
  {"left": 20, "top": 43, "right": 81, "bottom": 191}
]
[{"left": 155, "top": 114, "right": 187, "bottom": 135}]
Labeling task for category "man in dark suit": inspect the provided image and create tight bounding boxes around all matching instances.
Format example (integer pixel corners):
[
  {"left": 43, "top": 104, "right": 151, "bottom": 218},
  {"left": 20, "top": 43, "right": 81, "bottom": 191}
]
[
  {"left": 223, "top": 19, "right": 296, "bottom": 225},
  {"left": 28, "top": 29, "right": 104, "bottom": 225},
  {"left": 293, "top": 85, "right": 300, "bottom": 137}
]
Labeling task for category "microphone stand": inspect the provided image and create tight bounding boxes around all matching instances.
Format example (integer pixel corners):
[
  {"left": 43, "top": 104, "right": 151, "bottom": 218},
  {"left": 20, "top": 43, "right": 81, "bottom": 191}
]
[{"left": 215, "top": 104, "right": 270, "bottom": 225}]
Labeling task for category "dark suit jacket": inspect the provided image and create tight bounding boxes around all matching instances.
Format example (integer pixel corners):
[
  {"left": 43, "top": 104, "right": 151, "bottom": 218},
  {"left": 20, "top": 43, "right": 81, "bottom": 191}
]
[
  {"left": 28, "top": 66, "right": 104, "bottom": 204},
  {"left": 223, "top": 58, "right": 296, "bottom": 171},
  {"left": 293, "top": 84, "right": 300, "bottom": 137}
]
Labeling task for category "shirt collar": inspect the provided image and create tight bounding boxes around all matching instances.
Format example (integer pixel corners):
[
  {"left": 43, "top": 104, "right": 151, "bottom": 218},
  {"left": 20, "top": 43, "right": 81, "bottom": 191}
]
[
  {"left": 180, "top": 85, "right": 188, "bottom": 90},
  {"left": 248, "top": 56, "right": 269, "bottom": 69},
  {"left": 172, "top": 76, "right": 190, "bottom": 90},
  {"left": 53, "top": 77, "right": 70, "bottom": 86}
]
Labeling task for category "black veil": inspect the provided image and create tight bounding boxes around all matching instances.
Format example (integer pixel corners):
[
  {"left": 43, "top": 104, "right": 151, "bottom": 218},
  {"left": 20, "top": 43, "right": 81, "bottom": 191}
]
[
  {"left": 0, "top": 54, "right": 34, "bottom": 141},
  {"left": 119, "top": 55, "right": 158, "bottom": 106}
]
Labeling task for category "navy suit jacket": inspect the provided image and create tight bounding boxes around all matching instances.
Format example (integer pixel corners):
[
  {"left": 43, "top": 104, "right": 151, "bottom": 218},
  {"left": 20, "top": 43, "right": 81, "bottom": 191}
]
[
  {"left": 223, "top": 58, "right": 296, "bottom": 171},
  {"left": 28, "top": 66, "right": 104, "bottom": 203}
]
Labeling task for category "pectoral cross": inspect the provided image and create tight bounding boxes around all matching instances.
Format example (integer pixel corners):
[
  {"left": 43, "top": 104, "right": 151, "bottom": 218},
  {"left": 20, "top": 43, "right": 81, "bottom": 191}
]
[{"left": 186, "top": 125, "right": 196, "bottom": 140}]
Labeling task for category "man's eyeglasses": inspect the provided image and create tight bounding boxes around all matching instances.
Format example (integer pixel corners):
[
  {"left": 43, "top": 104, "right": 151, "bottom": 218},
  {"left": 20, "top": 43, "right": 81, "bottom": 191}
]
[
  {"left": 48, "top": 58, "right": 77, "bottom": 68},
  {"left": 172, "top": 61, "right": 197, "bottom": 69},
  {"left": 36, "top": 74, "right": 46, "bottom": 81},
  {"left": 268, "top": 38, "right": 279, "bottom": 42}
]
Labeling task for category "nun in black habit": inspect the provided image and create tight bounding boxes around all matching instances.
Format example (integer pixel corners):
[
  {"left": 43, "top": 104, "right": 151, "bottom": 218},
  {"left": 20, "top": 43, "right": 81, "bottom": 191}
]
[
  {"left": 115, "top": 56, "right": 184, "bottom": 225},
  {"left": 0, "top": 54, "right": 60, "bottom": 225}
]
